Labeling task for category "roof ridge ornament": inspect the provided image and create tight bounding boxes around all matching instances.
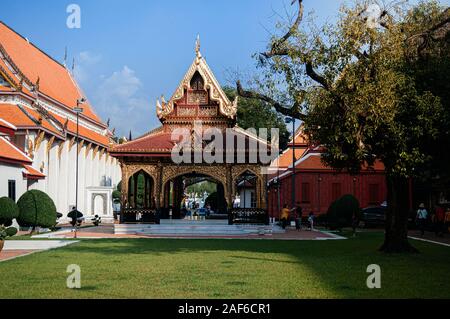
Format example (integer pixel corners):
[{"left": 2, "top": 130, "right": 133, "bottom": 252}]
[{"left": 195, "top": 34, "right": 202, "bottom": 65}]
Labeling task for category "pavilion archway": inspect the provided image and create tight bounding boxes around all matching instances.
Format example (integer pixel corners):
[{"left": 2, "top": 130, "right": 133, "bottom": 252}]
[
  {"left": 127, "top": 169, "right": 156, "bottom": 210},
  {"left": 160, "top": 168, "right": 229, "bottom": 219}
]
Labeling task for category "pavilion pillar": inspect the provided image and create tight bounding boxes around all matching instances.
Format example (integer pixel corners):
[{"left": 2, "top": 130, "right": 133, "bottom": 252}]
[
  {"left": 144, "top": 175, "right": 149, "bottom": 208},
  {"left": 217, "top": 183, "right": 226, "bottom": 214},
  {"left": 261, "top": 174, "right": 268, "bottom": 210},
  {"left": 121, "top": 162, "right": 129, "bottom": 208},
  {"left": 172, "top": 176, "right": 183, "bottom": 219},
  {"left": 156, "top": 164, "right": 163, "bottom": 209},
  {"left": 226, "top": 165, "right": 233, "bottom": 209},
  {"left": 133, "top": 173, "right": 138, "bottom": 208}
]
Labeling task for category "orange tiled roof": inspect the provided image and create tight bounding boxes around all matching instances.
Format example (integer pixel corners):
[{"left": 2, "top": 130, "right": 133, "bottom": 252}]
[
  {"left": 110, "top": 126, "right": 270, "bottom": 155},
  {"left": 0, "top": 118, "right": 16, "bottom": 131},
  {"left": 0, "top": 136, "right": 32, "bottom": 164},
  {"left": 0, "top": 103, "right": 64, "bottom": 137},
  {"left": 23, "top": 164, "right": 45, "bottom": 179},
  {"left": 0, "top": 104, "right": 110, "bottom": 147},
  {"left": 0, "top": 57, "right": 18, "bottom": 86},
  {"left": 294, "top": 153, "right": 385, "bottom": 171},
  {"left": 50, "top": 112, "right": 110, "bottom": 147},
  {"left": 111, "top": 131, "right": 176, "bottom": 153},
  {"left": 276, "top": 147, "right": 307, "bottom": 169},
  {"left": 0, "top": 57, "right": 33, "bottom": 96},
  {"left": 0, "top": 22, "right": 103, "bottom": 125}
]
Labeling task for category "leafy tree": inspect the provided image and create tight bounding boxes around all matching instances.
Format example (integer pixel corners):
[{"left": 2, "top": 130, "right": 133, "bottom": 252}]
[
  {"left": 224, "top": 87, "right": 290, "bottom": 149},
  {"left": 237, "top": 0, "right": 449, "bottom": 252},
  {"left": 17, "top": 190, "right": 57, "bottom": 233},
  {"left": 186, "top": 181, "right": 217, "bottom": 196},
  {"left": 402, "top": 3, "right": 450, "bottom": 191}
]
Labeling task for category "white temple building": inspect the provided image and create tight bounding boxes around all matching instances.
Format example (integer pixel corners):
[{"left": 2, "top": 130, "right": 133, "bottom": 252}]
[{"left": 0, "top": 22, "right": 121, "bottom": 223}]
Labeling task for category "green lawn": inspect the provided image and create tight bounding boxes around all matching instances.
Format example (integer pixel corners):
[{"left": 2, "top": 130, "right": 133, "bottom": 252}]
[{"left": 0, "top": 232, "right": 449, "bottom": 298}]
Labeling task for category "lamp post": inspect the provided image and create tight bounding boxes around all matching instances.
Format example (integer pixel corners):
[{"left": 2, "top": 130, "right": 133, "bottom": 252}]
[
  {"left": 285, "top": 117, "right": 296, "bottom": 211},
  {"left": 73, "top": 98, "right": 85, "bottom": 239}
]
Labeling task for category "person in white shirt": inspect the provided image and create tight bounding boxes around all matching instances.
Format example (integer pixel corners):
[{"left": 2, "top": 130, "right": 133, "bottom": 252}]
[{"left": 416, "top": 203, "right": 428, "bottom": 236}]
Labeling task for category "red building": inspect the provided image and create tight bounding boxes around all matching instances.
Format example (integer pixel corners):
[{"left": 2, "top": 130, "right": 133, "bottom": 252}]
[{"left": 267, "top": 128, "right": 387, "bottom": 218}]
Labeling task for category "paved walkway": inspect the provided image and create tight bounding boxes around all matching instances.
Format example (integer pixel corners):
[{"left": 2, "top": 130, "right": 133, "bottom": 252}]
[
  {"left": 0, "top": 240, "right": 78, "bottom": 262},
  {"left": 34, "top": 225, "right": 344, "bottom": 240},
  {"left": 408, "top": 230, "right": 450, "bottom": 247}
]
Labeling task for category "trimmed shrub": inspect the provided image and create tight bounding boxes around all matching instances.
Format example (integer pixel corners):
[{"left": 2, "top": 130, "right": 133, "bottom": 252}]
[
  {"left": 0, "top": 225, "right": 18, "bottom": 240},
  {"left": 314, "top": 214, "right": 328, "bottom": 226},
  {"left": 112, "top": 190, "right": 121, "bottom": 200},
  {"left": 17, "top": 190, "right": 57, "bottom": 229},
  {"left": 5, "top": 226, "right": 17, "bottom": 237},
  {"left": 0, "top": 197, "right": 19, "bottom": 226},
  {"left": 327, "top": 194, "right": 360, "bottom": 230}
]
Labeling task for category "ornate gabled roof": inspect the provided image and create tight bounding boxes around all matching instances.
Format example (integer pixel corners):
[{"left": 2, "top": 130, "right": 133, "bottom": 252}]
[{"left": 156, "top": 36, "right": 238, "bottom": 121}]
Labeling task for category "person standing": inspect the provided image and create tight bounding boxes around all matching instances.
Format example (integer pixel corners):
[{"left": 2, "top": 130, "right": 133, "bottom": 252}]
[
  {"left": 434, "top": 205, "right": 445, "bottom": 237},
  {"left": 280, "top": 204, "right": 290, "bottom": 229},
  {"left": 308, "top": 211, "right": 315, "bottom": 231},
  {"left": 445, "top": 207, "right": 450, "bottom": 234},
  {"left": 416, "top": 203, "right": 428, "bottom": 236}
]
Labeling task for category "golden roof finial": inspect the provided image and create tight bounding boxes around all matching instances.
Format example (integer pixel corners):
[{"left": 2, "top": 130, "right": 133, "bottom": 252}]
[{"left": 195, "top": 34, "right": 202, "bottom": 64}]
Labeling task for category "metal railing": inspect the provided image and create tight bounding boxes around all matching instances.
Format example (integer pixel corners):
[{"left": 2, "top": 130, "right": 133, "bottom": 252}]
[
  {"left": 120, "top": 208, "right": 160, "bottom": 224},
  {"left": 228, "top": 208, "right": 269, "bottom": 225}
]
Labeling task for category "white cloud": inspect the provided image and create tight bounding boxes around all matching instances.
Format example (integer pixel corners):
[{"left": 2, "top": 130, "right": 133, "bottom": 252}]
[
  {"left": 93, "top": 66, "right": 153, "bottom": 137},
  {"left": 79, "top": 51, "right": 102, "bottom": 65},
  {"left": 73, "top": 51, "right": 102, "bottom": 84}
]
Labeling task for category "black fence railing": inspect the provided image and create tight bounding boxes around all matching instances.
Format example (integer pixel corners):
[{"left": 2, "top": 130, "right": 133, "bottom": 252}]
[
  {"left": 228, "top": 208, "right": 269, "bottom": 225},
  {"left": 121, "top": 208, "right": 160, "bottom": 224}
]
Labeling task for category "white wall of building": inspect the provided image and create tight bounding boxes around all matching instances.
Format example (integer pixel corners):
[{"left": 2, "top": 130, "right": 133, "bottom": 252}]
[
  {"left": 0, "top": 163, "right": 27, "bottom": 200},
  {"left": 1, "top": 131, "right": 122, "bottom": 224}
]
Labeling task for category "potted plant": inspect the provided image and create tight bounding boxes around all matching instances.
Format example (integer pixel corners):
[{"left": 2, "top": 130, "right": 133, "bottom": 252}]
[{"left": 0, "top": 225, "right": 18, "bottom": 252}]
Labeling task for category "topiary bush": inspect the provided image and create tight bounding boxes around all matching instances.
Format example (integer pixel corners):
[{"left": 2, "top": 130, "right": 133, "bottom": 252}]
[
  {"left": 112, "top": 190, "right": 121, "bottom": 200},
  {"left": 17, "top": 190, "right": 57, "bottom": 232},
  {"left": 0, "top": 225, "right": 18, "bottom": 241},
  {"left": 0, "top": 197, "right": 19, "bottom": 226},
  {"left": 327, "top": 194, "right": 360, "bottom": 230},
  {"left": 326, "top": 200, "right": 339, "bottom": 230}
]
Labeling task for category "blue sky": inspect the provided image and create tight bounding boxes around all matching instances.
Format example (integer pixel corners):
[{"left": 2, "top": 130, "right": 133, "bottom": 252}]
[{"left": 1, "top": 0, "right": 448, "bottom": 136}]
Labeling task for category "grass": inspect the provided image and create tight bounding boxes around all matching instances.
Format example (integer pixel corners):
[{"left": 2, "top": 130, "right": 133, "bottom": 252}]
[{"left": 0, "top": 232, "right": 449, "bottom": 299}]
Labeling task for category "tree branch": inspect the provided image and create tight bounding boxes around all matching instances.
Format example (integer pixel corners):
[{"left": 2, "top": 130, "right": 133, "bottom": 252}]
[
  {"left": 261, "top": 0, "right": 304, "bottom": 58},
  {"left": 236, "top": 80, "right": 307, "bottom": 120},
  {"left": 305, "top": 62, "right": 330, "bottom": 90},
  {"left": 407, "top": 8, "right": 450, "bottom": 57}
]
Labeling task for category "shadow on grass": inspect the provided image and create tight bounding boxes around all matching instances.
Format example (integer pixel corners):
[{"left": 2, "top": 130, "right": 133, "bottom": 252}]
[{"left": 2, "top": 232, "right": 450, "bottom": 298}]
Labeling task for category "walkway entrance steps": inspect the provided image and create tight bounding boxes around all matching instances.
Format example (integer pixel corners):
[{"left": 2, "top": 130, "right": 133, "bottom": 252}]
[{"left": 114, "top": 219, "right": 285, "bottom": 236}]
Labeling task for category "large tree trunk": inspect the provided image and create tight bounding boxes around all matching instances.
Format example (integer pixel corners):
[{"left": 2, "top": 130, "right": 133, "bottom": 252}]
[{"left": 379, "top": 174, "right": 418, "bottom": 253}]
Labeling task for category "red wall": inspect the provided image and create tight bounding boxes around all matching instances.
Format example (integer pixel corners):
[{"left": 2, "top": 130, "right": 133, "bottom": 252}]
[{"left": 268, "top": 171, "right": 387, "bottom": 218}]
